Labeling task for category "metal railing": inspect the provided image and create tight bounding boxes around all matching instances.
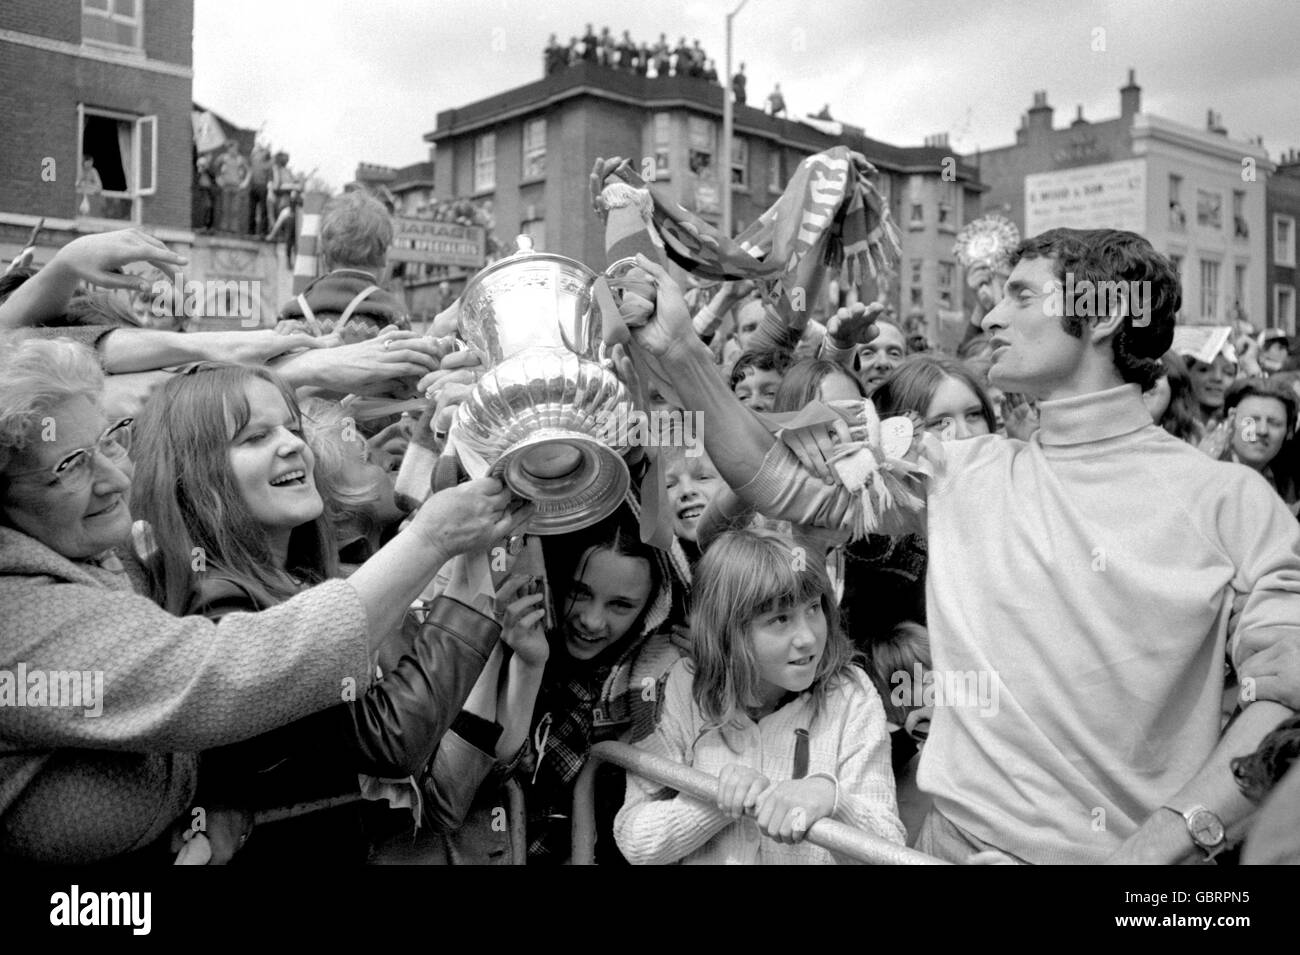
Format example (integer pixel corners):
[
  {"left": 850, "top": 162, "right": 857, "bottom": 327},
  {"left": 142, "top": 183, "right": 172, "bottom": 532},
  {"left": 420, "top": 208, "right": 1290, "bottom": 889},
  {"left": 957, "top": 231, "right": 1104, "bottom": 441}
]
[{"left": 571, "top": 740, "right": 947, "bottom": 865}]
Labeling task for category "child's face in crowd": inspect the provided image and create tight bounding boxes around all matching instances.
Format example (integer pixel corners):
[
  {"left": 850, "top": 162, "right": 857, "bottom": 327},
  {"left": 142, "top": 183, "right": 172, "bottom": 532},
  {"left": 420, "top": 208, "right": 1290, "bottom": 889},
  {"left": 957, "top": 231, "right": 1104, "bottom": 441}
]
[
  {"left": 734, "top": 367, "right": 781, "bottom": 412},
  {"left": 1230, "top": 396, "right": 1288, "bottom": 470},
  {"left": 816, "top": 371, "right": 862, "bottom": 404},
  {"left": 858, "top": 321, "right": 905, "bottom": 392},
  {"left": 562, "top": 548, "right": 653, "bottom": 662},
  {"left": 665, "top": 453, "right": 722, "bottom": 542},
  {"left": 749, "top": 597, "right": 827, "bottom": 705},
  {"left": 228, "top": 380, "right": 323, "bottom": 535},
  {"left": 1187, "top": 354, "right": 1236, "bottom": 411},
  {"left": 924, "top": 376, "right": 990, "bottom": 442}
]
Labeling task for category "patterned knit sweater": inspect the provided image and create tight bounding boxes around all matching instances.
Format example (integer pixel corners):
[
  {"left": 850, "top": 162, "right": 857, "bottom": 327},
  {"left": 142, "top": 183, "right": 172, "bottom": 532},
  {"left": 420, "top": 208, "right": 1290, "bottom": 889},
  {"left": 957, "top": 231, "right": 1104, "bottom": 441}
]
[
  {"left": 0, "top": 525, "right": 372, "bottom": 863},
  {"left": 614, "top": 659, "right": 905, "bottom": 864}
]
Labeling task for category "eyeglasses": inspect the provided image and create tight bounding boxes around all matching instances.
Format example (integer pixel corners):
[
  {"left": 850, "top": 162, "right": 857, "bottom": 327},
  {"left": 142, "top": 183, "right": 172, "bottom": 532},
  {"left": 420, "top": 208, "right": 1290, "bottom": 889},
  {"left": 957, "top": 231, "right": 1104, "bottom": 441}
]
[{"left": 9, "top": 418, "right": 134, "bottom": 491}]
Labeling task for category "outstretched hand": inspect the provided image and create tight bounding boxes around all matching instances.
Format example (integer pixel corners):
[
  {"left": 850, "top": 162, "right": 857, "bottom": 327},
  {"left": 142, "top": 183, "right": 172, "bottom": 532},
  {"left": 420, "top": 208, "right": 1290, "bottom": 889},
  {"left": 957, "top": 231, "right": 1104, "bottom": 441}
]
[
  {"left": 53, "top": 228, "right": 188, "bottom": 291},
  {"left": 826, "top": 302, "right": 884, "bottom": 349}
]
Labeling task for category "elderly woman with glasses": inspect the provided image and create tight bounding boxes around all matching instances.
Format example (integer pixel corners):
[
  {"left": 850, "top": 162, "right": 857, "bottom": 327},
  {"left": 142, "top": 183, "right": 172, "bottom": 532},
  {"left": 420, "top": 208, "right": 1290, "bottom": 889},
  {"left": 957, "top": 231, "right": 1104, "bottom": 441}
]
[{"left": 0, "top": 336, "right": 527, "bottom": 863}]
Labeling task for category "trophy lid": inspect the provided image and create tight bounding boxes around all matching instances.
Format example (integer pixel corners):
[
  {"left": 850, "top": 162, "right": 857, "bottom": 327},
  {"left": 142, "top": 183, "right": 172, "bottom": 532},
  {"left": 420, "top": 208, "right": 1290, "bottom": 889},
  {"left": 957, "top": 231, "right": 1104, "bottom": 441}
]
[{"left": 458, "top": 235, "right": 603, "bottom": 362}]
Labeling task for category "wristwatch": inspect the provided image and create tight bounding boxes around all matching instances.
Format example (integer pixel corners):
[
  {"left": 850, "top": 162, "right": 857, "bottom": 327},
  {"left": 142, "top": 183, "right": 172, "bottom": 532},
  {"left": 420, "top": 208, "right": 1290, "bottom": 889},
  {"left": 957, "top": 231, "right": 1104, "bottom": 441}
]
[{"left": 1161, "top": 804, "right": 1226, "bottom": 862}]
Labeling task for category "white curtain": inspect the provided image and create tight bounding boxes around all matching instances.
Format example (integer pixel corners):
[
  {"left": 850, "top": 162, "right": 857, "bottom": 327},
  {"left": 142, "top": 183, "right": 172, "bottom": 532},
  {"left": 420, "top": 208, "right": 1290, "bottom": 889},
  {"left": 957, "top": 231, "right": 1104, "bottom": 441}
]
[{"left": 117, "top": 121, "right": 133, "bottom": 193}]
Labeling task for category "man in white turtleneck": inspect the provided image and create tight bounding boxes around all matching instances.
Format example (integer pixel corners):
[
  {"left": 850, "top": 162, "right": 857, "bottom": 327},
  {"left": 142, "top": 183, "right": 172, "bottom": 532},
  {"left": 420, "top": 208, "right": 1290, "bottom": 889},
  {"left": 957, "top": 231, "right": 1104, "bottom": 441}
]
[{"left": 619, "top": 228, "right": 1300, "bottom": 865}]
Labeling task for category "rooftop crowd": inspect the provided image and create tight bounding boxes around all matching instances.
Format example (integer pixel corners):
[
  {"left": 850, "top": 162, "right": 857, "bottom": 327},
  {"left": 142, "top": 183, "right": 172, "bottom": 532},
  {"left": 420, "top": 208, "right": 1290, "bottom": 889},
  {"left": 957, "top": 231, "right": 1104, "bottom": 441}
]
[{"left": 1, "top": 176, "right": 1298, "bottom": 865}]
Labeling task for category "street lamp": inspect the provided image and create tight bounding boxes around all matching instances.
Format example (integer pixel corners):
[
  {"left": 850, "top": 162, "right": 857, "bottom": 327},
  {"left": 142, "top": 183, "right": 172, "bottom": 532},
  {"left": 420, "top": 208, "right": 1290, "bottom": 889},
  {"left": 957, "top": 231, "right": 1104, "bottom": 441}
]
[{"left": 722, "top": 0, "right": 749, "bottom": 237}]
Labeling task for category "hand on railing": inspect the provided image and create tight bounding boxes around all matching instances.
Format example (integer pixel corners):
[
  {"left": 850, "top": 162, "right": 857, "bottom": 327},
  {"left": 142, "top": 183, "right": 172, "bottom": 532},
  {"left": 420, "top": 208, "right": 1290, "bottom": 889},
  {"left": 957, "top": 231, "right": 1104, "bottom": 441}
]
[{"left": 573, "top": 740, "right": 947, "bottom": 864}]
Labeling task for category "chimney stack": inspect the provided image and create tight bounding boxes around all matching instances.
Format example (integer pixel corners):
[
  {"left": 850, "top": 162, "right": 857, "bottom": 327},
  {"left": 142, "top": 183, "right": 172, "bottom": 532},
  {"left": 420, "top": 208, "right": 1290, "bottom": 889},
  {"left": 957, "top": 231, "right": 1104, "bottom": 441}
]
[
  {"left": 1206, "top": 109, "right": 1228, "bottom": 136},
  {"left": 1120, "top": 68, "right": 1141, "bottom": 119},
  {"left": 1026, "top": 90, "right": 1054, "bottom": 138},
  {"left": 1071, "top": 104, "right": 1088, "bottom": 127}
]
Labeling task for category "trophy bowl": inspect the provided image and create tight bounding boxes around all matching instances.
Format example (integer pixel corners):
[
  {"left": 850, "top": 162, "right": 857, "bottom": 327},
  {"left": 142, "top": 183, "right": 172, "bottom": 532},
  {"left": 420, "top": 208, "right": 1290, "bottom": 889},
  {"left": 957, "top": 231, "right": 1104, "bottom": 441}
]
[
  {"left": 454, "top": 347, "right": 633, "bottom": 535},
  {"left": 458, "top": 239, "right": 603, "bottom": 363}
]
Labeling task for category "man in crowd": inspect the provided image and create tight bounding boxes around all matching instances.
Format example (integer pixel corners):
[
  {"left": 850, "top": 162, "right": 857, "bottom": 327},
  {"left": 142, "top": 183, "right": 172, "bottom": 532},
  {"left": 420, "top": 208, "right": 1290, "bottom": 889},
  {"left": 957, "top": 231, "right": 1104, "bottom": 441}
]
[
  {"left": 732, "top": 62, "right": 747, "bottom": 105},
  {"left": 618, "top": 226, "right": 1300, "bottom": 865},
  {"left": 276, "top": 190, "right": 409, "bottom": 342},
  {"left": 213, "top": 139, "right": 250, "bottom": 235}
]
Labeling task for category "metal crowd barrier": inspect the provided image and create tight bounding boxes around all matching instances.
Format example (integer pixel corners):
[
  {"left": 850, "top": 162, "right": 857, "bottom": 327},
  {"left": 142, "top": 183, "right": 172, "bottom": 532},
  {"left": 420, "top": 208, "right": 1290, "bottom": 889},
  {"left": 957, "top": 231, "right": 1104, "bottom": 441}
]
[{"left": 571, "top": 740, "right": 947, "bottom": 865}]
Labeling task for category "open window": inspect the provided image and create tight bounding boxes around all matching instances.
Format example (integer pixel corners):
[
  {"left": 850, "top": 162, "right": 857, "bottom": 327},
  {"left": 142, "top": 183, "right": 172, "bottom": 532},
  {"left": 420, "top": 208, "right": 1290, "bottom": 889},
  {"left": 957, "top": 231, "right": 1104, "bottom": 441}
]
[{"left": 77, "top": 105, "right": 157, "bottom": 222}]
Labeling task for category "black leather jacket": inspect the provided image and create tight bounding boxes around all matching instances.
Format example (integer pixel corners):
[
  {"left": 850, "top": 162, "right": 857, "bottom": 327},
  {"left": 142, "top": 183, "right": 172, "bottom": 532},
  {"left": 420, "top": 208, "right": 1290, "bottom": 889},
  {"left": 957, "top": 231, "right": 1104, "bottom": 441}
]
[{"left": 189, "top": 575, "right": 500, "bottom": 804}]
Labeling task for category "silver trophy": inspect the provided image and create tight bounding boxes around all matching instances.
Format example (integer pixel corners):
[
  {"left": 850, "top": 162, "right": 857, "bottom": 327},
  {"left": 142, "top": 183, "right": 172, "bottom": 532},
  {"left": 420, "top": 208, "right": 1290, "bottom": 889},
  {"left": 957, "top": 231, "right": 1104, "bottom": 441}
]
[{"left": 453, "top": 236, "right": 634, "bottom": 534}]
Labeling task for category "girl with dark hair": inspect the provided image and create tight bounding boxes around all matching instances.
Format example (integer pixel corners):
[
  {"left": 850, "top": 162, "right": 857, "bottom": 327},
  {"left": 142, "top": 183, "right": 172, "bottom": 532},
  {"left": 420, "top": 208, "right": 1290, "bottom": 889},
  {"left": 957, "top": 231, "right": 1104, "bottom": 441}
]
[
  {"left": 131, "top": 363, "right": 518, "bottom": 862},
  {"left": 871, "top": 355, "right": 996, "bottom": 441},
  {"left": 614, "top": 527, "right": 905, "bottom": 863},
  {"left": 1142, "top": 350, "right": 1202, "bottom": 444},
  {"left": 772, "top": 357, "right": 865, "bottom": 412},
  {"left": 403, "top": 510, "right": 686, "bottom": 864}
]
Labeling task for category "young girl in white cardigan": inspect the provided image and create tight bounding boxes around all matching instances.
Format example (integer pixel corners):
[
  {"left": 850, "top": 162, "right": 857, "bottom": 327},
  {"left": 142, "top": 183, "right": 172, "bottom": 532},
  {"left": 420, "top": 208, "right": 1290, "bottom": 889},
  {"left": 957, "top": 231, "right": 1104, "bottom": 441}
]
[{"left": 614, "top": 527, "right": 906, "bottom": 864}]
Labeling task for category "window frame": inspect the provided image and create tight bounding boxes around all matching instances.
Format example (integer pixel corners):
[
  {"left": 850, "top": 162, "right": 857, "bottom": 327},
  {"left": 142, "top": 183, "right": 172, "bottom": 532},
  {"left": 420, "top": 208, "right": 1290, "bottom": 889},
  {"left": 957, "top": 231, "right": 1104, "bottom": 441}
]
[
  {"left": 1199, "top": 258, "right": 1221, "bottom": 320},
  {"left": 1275, "top": 214, "right": 1296, "bottom": 268},
  {"left": 521, "top": 118, "right": 546, "bottom": 182},
  {"left": 76, "top": 103, "right": 156, "bottom": 223},
  {"left": 81, "top": 0, "right": 143, "bottom": 51},
  {"left": 730, "top": 136, "right": 748, "bottom": 190},
  {"left": 1275, "top": 284, "right": 1296, "bottom": 335},
  {"left": 473, "top": 132, "right": 496, "bottom": 194}
]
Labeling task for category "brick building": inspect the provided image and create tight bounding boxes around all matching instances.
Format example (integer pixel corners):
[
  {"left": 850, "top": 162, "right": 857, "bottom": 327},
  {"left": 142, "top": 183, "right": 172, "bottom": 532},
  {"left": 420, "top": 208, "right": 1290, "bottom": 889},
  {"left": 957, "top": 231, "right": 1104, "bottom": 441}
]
[
  {"left": 424, "top": 60, "right": 984, "bottom": 341},
  {"left": 1265, "top": 152, "right": 1300, "bottom": 336},
  {"left": 0, "top": 0, "right": 195, "bottom": 263},
  {"left": 977, "top": 71, "right": 1274, "bottom": 327}
]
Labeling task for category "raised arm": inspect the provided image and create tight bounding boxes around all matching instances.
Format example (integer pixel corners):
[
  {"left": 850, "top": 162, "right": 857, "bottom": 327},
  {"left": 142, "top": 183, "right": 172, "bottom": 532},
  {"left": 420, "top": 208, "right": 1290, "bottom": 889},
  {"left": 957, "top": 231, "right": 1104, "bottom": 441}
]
[{"left": 0, "top": 229, "right": 186, "bottom": 330}]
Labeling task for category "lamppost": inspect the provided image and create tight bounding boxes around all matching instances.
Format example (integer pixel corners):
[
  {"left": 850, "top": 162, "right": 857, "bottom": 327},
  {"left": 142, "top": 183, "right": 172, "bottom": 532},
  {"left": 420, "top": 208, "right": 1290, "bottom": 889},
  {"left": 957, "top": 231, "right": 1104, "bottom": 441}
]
[{"left": 722, "top": 0, "right": 749, "bottom": 237}]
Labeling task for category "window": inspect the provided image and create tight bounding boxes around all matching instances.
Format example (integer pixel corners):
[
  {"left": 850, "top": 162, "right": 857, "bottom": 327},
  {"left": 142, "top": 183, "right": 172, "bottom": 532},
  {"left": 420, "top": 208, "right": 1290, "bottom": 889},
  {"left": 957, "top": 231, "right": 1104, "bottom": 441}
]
[
  {"left": 1276, "top": 285, "right": 1296, "bottom": 334},
  {"left": 1275, "top": 215, "right": 1296, "bottom": 267},
  {"left": 82, "top": 0, "right": 142, "bottom": 50},
  {"left": 910, "top": 259, "right": 923, "bottom": 286},
  {"left": 687, "top": 116, "right": 715, "bottom": 178},
  {"left": 522, "top": 119, "right": 546, "bottom": 180},
  {"left": 1196, "top": 190, "right": 1222, "bottom": 229},
  {"left": 909, "top": 287, "right": 923, "bottom": 308},
  {"left": 768, "top": 151, "right": 782, "bottom": 193},
  {"left": 1169, "top": 253, "right": 1182, "bottom": 277},
  {"left": 1168, "top": 174, "right": 1185, "bottom": 230},
  {"left": 730, "top": 137, "right": 748, "bottom": 188},
  {"left": 1233, "top": 190, "right": 1248, "bottom": 239},
  {"left": 521, "top": 216, "right": 546, "bottom": 252},
  {"left": 1234, "top": 263, "right": 1247, "bottom": 309},
  {"left": 76, "top": 105, "right": 156, "bottom": 222},
  {"left": 907, "top": 175, "right": 924, "bottom": 227},
  {"left": 938, "top": 261, "right": 955, "bottom": 289},
  {"left": 653, "top": 113, "right": 671, "bottom": 177},
  {"left": 938, "top": 180, "right": 958, "bottom": 231},
  {"left": 1199, "top": 259, "right": 1220, "bottom": 320},
  {"left": 473, "top": 132, "right": 495, "bottom": 193}
]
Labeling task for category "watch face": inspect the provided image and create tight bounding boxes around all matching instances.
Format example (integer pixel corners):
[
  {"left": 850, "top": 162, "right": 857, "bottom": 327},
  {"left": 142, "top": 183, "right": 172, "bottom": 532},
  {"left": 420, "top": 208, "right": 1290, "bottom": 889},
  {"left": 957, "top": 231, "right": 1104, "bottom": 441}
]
[{"left": 1188, "top": 808, "right": 1225, "bottom": 847}]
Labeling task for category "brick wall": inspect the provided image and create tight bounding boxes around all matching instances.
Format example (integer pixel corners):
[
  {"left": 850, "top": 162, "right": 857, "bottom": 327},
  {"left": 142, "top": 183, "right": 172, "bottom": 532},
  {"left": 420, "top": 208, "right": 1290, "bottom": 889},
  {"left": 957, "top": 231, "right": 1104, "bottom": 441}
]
[{"left": 0, "top": 1, "right": 193, "bottom": 230}]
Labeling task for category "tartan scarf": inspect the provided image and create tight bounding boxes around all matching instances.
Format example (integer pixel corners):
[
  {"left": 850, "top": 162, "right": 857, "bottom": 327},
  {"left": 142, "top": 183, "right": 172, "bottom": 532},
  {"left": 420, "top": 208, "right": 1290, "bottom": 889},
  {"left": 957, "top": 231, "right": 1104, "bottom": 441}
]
[{"left": 609, "top": 145, "right": 900, "bottom": 332}]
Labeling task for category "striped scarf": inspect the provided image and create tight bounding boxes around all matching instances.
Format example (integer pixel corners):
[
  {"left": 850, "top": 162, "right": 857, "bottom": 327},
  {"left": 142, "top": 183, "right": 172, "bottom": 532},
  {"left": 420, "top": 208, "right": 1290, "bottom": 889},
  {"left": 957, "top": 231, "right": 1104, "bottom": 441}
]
[{"left": 608, "top": 145, "right": 900, "bottom": 332}]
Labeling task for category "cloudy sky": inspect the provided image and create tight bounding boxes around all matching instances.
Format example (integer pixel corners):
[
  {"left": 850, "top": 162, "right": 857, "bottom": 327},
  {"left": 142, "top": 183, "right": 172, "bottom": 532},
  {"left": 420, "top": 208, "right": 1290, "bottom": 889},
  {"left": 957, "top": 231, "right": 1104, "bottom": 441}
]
[{"left": 194, "top": 0, "right": 1299, "bottom": 190}]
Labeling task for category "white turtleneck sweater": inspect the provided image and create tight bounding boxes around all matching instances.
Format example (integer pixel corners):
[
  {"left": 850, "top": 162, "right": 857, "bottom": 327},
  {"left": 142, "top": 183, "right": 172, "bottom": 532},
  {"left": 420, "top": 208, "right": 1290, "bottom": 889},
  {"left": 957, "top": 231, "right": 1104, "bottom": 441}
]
[{"left": 736, "top": 383, "right": 1300, "bottom": 864}]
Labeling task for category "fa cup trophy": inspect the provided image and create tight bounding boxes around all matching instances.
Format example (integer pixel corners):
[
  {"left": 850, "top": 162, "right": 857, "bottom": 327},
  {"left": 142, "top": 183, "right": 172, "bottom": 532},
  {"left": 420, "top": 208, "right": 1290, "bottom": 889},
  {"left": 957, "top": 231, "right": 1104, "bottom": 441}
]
[{"left": 447, "top": 236, "right": 635, "bottom": 534}]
